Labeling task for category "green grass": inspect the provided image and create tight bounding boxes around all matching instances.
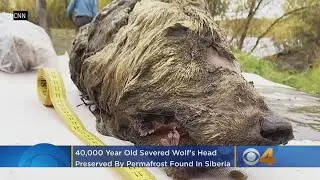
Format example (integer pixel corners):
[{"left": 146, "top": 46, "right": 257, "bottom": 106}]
[
  {"left": 50, "top": 28, "right": 76, "bottom": 55},
  {"left": 235, "top": 52, "right": 320, "bottom": 95}
]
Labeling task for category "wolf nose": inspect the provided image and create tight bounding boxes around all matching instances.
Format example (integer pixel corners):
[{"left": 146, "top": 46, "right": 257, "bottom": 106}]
[{"left": 260, "top": 115, "right": 294, "bottom": 143}]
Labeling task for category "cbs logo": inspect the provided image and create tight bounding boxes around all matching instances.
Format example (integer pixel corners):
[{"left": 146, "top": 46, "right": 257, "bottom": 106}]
[{"left": 242, "top": 148, "right": 275, "bottom": 166}]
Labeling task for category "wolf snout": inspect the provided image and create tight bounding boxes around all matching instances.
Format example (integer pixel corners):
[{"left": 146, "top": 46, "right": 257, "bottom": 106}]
[{"left": 259, "top": 115, "right": 294, "bottom": 144}]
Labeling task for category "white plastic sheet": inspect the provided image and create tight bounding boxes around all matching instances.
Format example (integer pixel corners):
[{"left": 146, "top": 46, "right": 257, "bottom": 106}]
[{"left": 0, "top": 13, "right": 57, "bottom": 73}]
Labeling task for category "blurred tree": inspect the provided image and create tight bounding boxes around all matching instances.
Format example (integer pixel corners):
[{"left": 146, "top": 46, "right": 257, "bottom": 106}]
[
  {"left": 282, "top": 0, "right": 319, "bottom": 49},
  {"left": 225, "top": 0, "right": 273, "bottom": 49},
  {"left": 36, "top": 0, "right": 49, "bottom": 33},
  {"left": 206, "top": 0, "right": 231, "bottom": 20},
  {"left": 226, "top": 0, "right": 274, "bottom": 49},
  {"left": 268, "top": 0, "right": 320, "bottom": 70},
  {"left": 237, "top": 0, "right": 266, "bottom": 49},
  {"left": 0, "top": 0, "right": 12, "bottom": 12},
  {"left": 12, "top": 0, "right": 37, "bottom": 23},
  {"left": 47, "top": 0, "right": 73, "bottom": 28},
  {"left": 250, "top": 4, "right": 313, "bottom": 53}
]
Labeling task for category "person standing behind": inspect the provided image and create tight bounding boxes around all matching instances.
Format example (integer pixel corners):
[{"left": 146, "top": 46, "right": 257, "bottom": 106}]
[{"left": 67, "top": 0, "right": 98, "bottom": 33}]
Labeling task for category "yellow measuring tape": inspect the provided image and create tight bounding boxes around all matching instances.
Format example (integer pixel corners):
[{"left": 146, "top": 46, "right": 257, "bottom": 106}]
[{"left": 36, "top": 68, "right": 156, "bottom": 180}]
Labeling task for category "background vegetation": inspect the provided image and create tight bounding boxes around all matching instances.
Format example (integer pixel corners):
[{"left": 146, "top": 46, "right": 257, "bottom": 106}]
[
  {"left": 0, "top": 0, "right": 319, "bottom": 95},
  {"left": 1, "top": 0, "right": 112, "bottom": 28},
  {"left": 236, "top": 52, "right": 320, "bottom": 95}
]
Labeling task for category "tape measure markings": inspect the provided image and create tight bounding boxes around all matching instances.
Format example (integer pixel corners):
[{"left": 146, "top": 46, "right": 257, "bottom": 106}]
[{"left": 37, "top": 68, "right": 156, "bottom": 180}]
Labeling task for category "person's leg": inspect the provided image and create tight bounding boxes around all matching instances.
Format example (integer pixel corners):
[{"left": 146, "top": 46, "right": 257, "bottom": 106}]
[
  {"left": 74, "top": 17, "right": 81, "bottom": 34},
  {"left": 81, "top": 16, "right": 93, "bottom": 27},
  {"left": 74, "top": 16, "right": 93, "bottom": 33},
  {"left": 74, "top": 16, "right": 83, "bottom": 33}
]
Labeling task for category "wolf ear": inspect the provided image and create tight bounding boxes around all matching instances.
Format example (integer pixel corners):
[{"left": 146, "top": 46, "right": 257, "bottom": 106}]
[{"left": 164, "top": 23, "right": 190, "bottom": 37}]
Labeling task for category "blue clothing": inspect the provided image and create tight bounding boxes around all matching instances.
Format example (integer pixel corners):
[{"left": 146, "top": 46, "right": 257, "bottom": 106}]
[{"left": 67, "top": 0, "right": 98, "bottom": 18}]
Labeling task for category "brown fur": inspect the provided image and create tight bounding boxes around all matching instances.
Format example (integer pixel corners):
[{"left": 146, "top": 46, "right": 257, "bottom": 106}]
[{"left": 69, "top": 0, "right": 293, "bottom": 179}]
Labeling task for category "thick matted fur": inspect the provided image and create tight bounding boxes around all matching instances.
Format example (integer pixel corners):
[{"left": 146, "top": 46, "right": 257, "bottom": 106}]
[{"left": 69, "top": 0, "right": 293, "bottom": 179}]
